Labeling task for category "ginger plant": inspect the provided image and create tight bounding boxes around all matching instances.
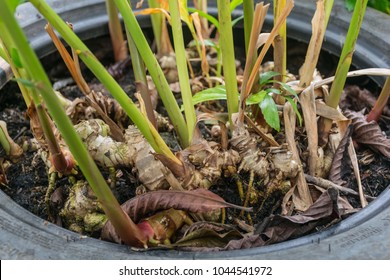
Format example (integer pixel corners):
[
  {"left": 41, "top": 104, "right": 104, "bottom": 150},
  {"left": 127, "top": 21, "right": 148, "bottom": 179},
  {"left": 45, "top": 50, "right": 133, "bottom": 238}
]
[
  {"left": 2, "top": 0, "right": 389, "bottom": 250},
  {"left": 0, "top": 0, "right": 149, "bottom": 247}
]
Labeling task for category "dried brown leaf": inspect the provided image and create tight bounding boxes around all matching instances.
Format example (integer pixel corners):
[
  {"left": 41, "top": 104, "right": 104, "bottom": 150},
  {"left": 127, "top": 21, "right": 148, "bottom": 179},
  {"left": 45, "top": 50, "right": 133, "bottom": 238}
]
[
  {"left": 299, "top": 0, "right": 326, "bottom": 88},
  {"left": 121, "top": 188, "right": 252, "bottom": 223},
  {"left": 173, "top": 222, "right": 244, "bottom": 248},
  {"left": 340, "top": 85, "right": 390, "bottom": 118},
  {"left": 179, "top": 188, "right": 353, "bottom": 250},
  {"left": 344, "top": 109, "right": 390, "bottom": 157},
  {"left": 259, "top": 188, "right": 343, "bottom": 245},
  {"left": 178, "top": 234, "right": 266, "bottom": 252},
  {"left": 328, "top": 125, "right": 353, "bottom": 185},
  {"left": 283, "top": 102, "right": 312, "bottom": 211}
]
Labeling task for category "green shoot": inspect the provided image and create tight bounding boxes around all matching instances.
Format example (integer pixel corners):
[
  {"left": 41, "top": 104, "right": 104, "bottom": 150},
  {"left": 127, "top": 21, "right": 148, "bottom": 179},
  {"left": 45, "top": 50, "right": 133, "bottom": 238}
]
[
  {"left": 191, "top": 71, "right": 302, "bottom": 131},
  {"left": 243, "top": 0, "right": 254, "bottom": 54},
  {"left": 148, "top": 0, "right": 174, "bottom": 56},
  {"left": 127, "top": 31, "right": 157, "bottom": 128},
  {"left": 273, "top": 0, "right": 287, "bottom": 88},
  {"left": 35, "top": 103, "right": 75, "bottom": 174},
  {"left": 366, "top": 76, "right": 390, "bottom": 122},
  {"left": 111, "top": 0, "right": 189, "bottom": 147},
  {"left": 318, "top": 0, "right": 369, "bottom": 145},
  {"left": 217, "top": 0, "right": 239, "bottom": 129},
  {"left": 28, "top": 0, "right": 182, "bottom": 157},
  {"left": 0, "top": 122, "right": 11, "bottom": 156},
  {"left": 169, "top": 0, "right": 197, "bottom": 142},
  {"left": 0, "top": 120, "right": 23, "bottom": 160},
  {"left": 0, "top": 38, "right": 32, "bottom": 106},
  {"left": 345, "top": 0, "right": 390, "bottom": 14}
]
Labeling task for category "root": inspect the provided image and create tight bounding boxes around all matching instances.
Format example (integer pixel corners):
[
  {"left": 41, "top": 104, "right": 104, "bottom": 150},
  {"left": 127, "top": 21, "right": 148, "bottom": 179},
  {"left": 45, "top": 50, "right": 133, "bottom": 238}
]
[{"left": 74, "top": 119, "right": 172, "bottom": 191}]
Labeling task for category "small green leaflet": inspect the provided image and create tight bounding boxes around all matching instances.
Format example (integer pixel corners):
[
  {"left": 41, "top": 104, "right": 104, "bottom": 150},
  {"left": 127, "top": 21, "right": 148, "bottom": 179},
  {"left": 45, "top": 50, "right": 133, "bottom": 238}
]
[
  {"left": 192, "top": 82, "right": 301, "bottom": 131},
  {"left": 246, "top": 90, "right": 266, "bottom": 105},
  {"left": 260, "top": 71, "right": 281, "bottom": 86},
  {"left": 345, "top": 0, "right": 356, "bottom": 11},
  {"left": 192, "top": 86, "right": 281, "bottom": 131},
  {"left": 285, "top": 96, "right": 302, "bottom": 126},
  {"left": 260, "top": 94, "right": 280, "bottom": 131},
  {"left": 231, "top": 15, "right": 244, "bottom": 27},
  {"left": 192, "top": 85, "right": 230, "bottom": 105},
  {"left": 230, "top": 0, "right": 244, "bottom": 12}
]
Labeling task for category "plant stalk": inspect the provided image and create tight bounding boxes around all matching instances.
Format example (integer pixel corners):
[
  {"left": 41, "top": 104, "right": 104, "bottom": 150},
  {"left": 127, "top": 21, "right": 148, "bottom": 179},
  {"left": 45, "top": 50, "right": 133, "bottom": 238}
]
[
  {"left": 113, "top": 0, "right": 189, "bottom": 147},
  {"left": 0, "top": 39, "right": 32, "bottom": 107},
  {"left": 35, "top": 103, "right": 70, "bottom": 174},
  {"left": 169, "top": 0, "right": 197, "bottom": 142},
  {"left": 127, "top": 30, "right": 157, "bottom": 128},
  {"left": 148, "top": 0, "right": 162, "bottom": 51},
  {"left": 217, "top": 0, "right": 239, "bottom": 129},
  {"left": 318, "top": 0, "right": 369, "bottom": 145},
  {"left": 273, "top": 0, "right": 287, "bottom": 84},
  {"left": 243, "top": 0, "right": 254, "bottom": 55},
  {"left": 366, "top": 76, "right": 390, "bottom": 122},
  {"left": 28, "top": 0, "right": 180, "bottom": 158}
]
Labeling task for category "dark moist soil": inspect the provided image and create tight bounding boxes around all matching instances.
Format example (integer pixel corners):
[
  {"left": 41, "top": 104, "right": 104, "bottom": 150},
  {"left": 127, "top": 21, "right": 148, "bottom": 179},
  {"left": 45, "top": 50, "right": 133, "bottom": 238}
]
[{"left": 0, "top": 35, "right": 389, "bottom": 240}]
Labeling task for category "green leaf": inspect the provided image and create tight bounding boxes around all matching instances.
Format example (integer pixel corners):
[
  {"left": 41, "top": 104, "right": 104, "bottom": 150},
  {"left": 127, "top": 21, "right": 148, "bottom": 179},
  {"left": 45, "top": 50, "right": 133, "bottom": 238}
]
[
  {"left": 280, "top": 82, "right": 298, "bottom": 98},
  {"left": 369, "top": 0, "right": 390, "bottom": 14},
  {"left": 284, "top": 96, "right": 303, "bottom": 126},
  {"left": 265, "top": 88, "right": 282, "bottom": 95},
  {"left": 246, "top": 90, "right": 266, "bottom": 105},
  {"left": 10, "top": 48, "right": 23, "bottom": 68},
  {"left": 345, "top": 0, "right": 356, "bottom": 11},
  {"left": 260, "top": 71, "right": 281, "bottom": 86},
  {"left": 260, "top": 94, "right": 280, "bottom": 131},
  {"left": 191, "top": 85, "right": 229, "bottom": 105},
  {"left": 187, "top": 8, "right": 220, "bottom": 30},
  {"left": 230, "top": 0, "right": 244, "bottom": 12},
  {"left": 231, "top": 15, "right": 244, "bottom": 27}
]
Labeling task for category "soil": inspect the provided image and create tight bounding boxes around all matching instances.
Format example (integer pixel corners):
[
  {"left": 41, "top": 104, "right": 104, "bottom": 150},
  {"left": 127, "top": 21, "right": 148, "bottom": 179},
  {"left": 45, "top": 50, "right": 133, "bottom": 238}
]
[{"left": 0, "top": 35, "right": 389, "bottom": 247}]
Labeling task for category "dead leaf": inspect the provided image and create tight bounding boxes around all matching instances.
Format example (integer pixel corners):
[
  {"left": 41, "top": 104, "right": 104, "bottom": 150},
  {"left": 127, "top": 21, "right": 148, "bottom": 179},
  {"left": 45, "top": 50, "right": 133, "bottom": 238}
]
[
  {"left": 120, "top": 188, "right": 252, "bottom": 223},
  {"left": 172, "top": 222, "right": 244, "bottom": 248},
  {"left": 344, "top": 109, "right": 390, "bottom": 157},
  {"left": 299, "top": 0, "right": 326, "bottom": 88},
  {"left": 179, "top": 234, "right": 266, "bottom": 252},
  {"left": 259, "top": 188, "right": 346, "bottom": 245},
  {"left": 283, "top": 102, "right": 312, "bottom": 211},
  {"left": 340, "top": 85, "right": 390, "bottom": 118},
  {"left": 328, "top": 125, "right": 353, "bottom": 185}
]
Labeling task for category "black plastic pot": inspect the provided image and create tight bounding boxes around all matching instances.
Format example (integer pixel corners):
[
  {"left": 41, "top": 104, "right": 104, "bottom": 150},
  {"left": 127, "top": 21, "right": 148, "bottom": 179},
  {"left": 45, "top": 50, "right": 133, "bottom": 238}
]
[{"left": 0, "top": 0, "right": 389, "bottom": 259}]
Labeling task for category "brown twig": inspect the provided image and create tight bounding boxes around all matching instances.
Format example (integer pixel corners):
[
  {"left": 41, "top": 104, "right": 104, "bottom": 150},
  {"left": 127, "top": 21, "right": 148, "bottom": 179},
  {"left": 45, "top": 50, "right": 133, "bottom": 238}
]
[{"left": 304, "top": 173, "right": 375, "bottom": 201}]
